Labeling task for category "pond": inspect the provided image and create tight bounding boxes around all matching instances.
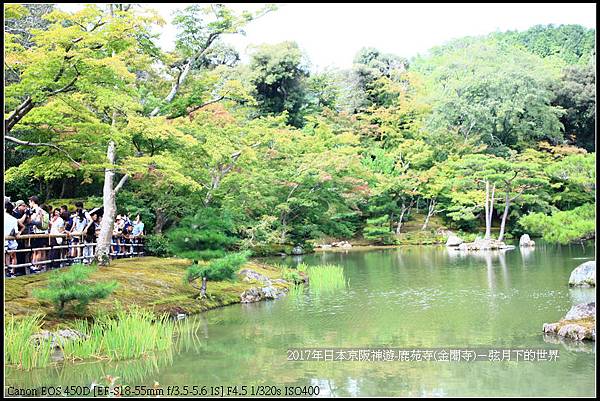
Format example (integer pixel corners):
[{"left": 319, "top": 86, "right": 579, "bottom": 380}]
[{"left": 5, "top": 241, "right": 596, "bottom": 397}]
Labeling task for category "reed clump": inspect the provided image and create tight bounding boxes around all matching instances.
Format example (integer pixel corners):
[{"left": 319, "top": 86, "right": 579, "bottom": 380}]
[
  {"left": 306, "top": 264, "right": 347, "bottom": 292},
  {"left": 7, "top": 306, "right": 202, "bottom": 370},
  {"left": 60, "top": 307, "right": 175, "bottom": 362},
  {"left": 5, "top": 314, "right": 54, "bottom": 370}
]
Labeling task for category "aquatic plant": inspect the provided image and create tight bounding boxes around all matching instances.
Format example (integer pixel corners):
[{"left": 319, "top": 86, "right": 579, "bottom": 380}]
[
  {"left": 173, "top": 316, "right": 205, "bottom": 353},
  {"left": 58, "top": 306, "right": 174, "bottom": 362},
  {"left": 5, "top": 314, "right": 54, "bottom": 370},
  {"left": 280, "top": 266, "right": 302, "bottom": 284},
  {"left": 306, "top": 264, "right": 347, "bottom": 292},
  {"left": 286, "top": 284, "right": 306, "bottom": 300}
]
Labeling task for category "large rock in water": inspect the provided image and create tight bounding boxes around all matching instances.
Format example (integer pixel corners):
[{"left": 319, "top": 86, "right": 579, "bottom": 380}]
[
  {"left": 453, "top": 238, "right": 514, "bottom": 251},
  {"left": 239, "top": 269, "right": 271, "bottom": 284},
  {"left": 30, "top": 328, "right": 87, "bottom": 349},
  {"left": 569, "top": 261, "right": 596, "bottom": 287},
  {"left": 240, "top": 288, "right": 262, "bottom": 303},
  {"left": 292, "top": 246, "right": 304, "bottom": 255},
  {"left": 445, "top": 234, "right": 463, "bottom": 247},
  {"left": 240, "top": 285, "right": 287, "bottom": 303},
  {"left": 519, "top": 234, "right": 535, "bottom": 247},
  {"left": 543, "top": 302, "right": 596, "bottom": 341},
  {"left": 564, "top": 302, "right": 596, "bottom": 320}
]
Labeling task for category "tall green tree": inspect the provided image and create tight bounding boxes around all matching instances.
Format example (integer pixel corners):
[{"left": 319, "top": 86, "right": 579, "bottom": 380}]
[
  {"left": 248, "top": 41, "right": 310, "bottom": 127},
  {"left": 550, "top": 63, "right": 596, "bottom": 151},
  {"left": 417, "top": 41, "right": 564, "bottom": 155}
]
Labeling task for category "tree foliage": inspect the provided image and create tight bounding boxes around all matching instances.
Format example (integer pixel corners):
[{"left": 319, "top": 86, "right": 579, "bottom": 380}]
[
  {"left": 519, "top": 203, "right": 595, "bottom": 244},
  {"left": 4, "top": 7, "right": 595, "bottom": 249}
]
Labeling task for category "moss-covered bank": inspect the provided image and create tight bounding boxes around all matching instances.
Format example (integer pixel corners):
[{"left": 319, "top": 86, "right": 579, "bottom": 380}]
[{"left": 4, "top": 257, "right": 290, "bottom": 329}]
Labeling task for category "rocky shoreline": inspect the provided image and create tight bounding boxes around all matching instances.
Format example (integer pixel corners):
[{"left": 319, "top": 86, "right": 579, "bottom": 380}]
[{"left": 543, "top": 261, "right": 596, "bottom": 342}]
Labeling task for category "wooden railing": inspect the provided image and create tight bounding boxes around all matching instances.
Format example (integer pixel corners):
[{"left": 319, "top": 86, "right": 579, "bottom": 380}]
[{"left": 4, "top": 233, "right": 145, "bottom": 276}]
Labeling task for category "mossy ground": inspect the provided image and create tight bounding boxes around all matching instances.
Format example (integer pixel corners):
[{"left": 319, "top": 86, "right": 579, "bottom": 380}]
[
  {"left": 558, "top": 316, "right": 596, "bottom": 331},
  {"left": 4, "top": 257, "right": 289, "bottom": 329}
]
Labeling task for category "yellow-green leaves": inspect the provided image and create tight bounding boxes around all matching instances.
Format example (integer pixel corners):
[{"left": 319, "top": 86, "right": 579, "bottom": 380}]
[{"left": 4, "top": 4, "right": 29, "bottom": 19}]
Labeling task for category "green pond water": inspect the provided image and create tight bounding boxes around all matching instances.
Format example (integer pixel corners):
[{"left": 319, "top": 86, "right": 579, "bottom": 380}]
[{"left": 5, "top": 241, "right": 596, "bottom": 397}]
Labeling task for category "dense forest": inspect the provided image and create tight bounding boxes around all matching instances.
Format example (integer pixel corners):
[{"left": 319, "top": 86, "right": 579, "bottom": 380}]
[{"left": 4, "top": 4, "right": 596, "bottom": 256}]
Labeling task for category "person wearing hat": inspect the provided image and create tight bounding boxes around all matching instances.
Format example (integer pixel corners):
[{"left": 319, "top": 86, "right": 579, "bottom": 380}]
[
  {"left": 12, "top": 200, "right": 28, "bottom": 229},
  {"left": 12, "top": 199, "right": 26, "bottom": 217}
]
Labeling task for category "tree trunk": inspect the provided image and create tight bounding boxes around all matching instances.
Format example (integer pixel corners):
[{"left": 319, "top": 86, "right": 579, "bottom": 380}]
[
  {"left": 497, "top": 192, "right": 510, "bottom": 242},
  {"left": 489, "top": 184, "right": 495, "bottom": 238},
  {"left": 395, "top": 201, "right": 414, "bottom": 235},
  {"left": 395, "top": 207, "right": 406, "bottom": 235},
  {"left": 154, "top": 208, "right": 167, "bottom": 234},
  {"left": 59, "top": 179, "right": 67, "bottom": 198},
  {"left": 5, "top": 96, "right": 34, "bottom": 134},
  {"left": 421, "top": 198, "right": 436, "bottom": 231},
  {"left": 149, "top": 60, "right": 193, "bottom": 117},
  {"left": 484, "top": 181, "right": 495, "bottom": 240},
  {"left": 200, "top": 277, "right": 207, "bottom": 298},
  {"left": 95, "top": 141, "right": 129, "bottom": 266},
  {"left": 96, "top": 141, "right": 117, "bottom": 266}
]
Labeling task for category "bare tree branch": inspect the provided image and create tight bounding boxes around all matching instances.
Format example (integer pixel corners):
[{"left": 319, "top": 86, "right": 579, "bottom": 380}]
[
  {"left": 114, "top": 174, "right": 130, "bottom": 193},
  {"left": 5, "top": 96, "right": 34, "bottom": 133},
  {"left": 5, "top": 135, "right": 82, "bottom": 168},
  {"left": 47, "top": 75, "right": 79, "bottom": 96},
  {"left": 6, "top": 65, "right": 80, "bottom": 133}
]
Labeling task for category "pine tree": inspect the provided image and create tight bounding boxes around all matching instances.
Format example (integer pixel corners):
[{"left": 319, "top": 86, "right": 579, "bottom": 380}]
[
  {"left": 364, "top": 215, "right": 395, "bottom": 245},
  {"left": 167, "top": 207, "right": 238, "bottom": 262},
  {"left": 32, "top": 264, "right": 118, "bottom": 315}
]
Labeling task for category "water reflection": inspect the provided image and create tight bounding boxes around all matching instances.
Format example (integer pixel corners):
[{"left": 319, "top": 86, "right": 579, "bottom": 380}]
[
  {"left": 543, "top": 333, "right": 596, "bottom": 354},
  {"left": 520, "top": 246, "right": 535, "bottom": 265},
  {"left": 498, "top": 252, "right": 510, "bottom": 289},
  {"left": 5, "top": 349, "right": 175, "bottom": 391},
  {"left": 7, "top": 242, "right": 596, "bottom": 397}
]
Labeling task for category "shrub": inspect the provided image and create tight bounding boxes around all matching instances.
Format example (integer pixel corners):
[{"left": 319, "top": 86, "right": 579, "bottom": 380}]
[
  {"left": 32, "top": 264, "right": 118, "bottom": 315},
  {"left": 519, "top": 203, "right": 595, "bottom": 244},
  {"left": 144, "top": 234, "right": 172, "bottom": 257}
]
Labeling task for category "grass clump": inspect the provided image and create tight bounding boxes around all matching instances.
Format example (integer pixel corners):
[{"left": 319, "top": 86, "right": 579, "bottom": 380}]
[
  {"left": 60, "top": 306, "right": 174, "bottom": 362},
  {"left": 32, "top": 264, "right": 118, "bottom": 316},
  {"left": 279, "top": 262, "right": 309, "bottom": 284},
  {"left": 306, "top": 264, "right": 347, "bottom": 292},
  {"left": 287, "top": 284, "right": 306, "bottom": 300},
  {"left": 5, "top": 314, "right": 54, "bottom": 370}
]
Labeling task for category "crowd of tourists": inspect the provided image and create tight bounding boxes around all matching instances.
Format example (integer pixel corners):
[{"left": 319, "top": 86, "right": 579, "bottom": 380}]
[{"left": 4, "top": 196, "right": 145, "bottom": 277}]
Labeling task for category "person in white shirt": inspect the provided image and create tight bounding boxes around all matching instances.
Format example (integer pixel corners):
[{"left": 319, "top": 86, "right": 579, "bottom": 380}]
[
  {"left": 28, "top": 196, "right": 49, "bottom": 271},
  {"left": 69, "top": 210, "right": 88, "bottom": 259},
  {"left": 4, "top": 201, "right": 19, "bottom": 276},
  {"left": 49, "top": 208, "right": 65, "bottom": 267}
]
